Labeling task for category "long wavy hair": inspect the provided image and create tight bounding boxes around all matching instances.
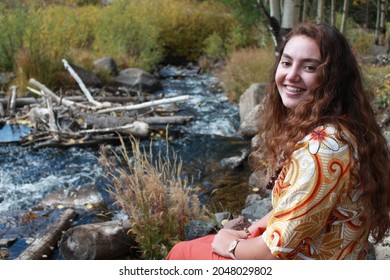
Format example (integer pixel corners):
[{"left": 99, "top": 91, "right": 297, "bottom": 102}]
[{"left": 257, "top": 23, "right": 390, "bottom": 243}]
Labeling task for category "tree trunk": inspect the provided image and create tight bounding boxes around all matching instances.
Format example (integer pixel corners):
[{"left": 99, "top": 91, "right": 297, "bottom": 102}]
[
  {"left": 58, "top": 219, "right": 136, "bottom": 260},
  {"left": 379, "top": 0, "right": 387, "bottom": 45},
  {"left": 330, "top": 0, "right": 336, "bottom": 26},
  {"left": 16, "top": 208, "right": 76, "bottom": 260},
  {"left": 302, "top": 0, "right": 309, "bottom": 22},
  {"left": 340, "top": 0, "right": 350, "bottom": 34},
  {"left": 316, "top": 0, "right": 325, "bottom": 23},
  {"left": 269, "top": 0, "right": 281, "bottom": 23},
  {"left": 259, "top": 0, "right": 282, "bottom": 52},
  {"left": 279, "top": 0, "right": 301, "bottom": 52},
  {"left": 281, "top": 0, "right": 301, "bottom": 30}
]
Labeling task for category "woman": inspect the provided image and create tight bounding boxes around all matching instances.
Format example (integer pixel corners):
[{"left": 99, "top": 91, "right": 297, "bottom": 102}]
[{"left": 166, "top": 23, "right": 390, "bottom": 260}]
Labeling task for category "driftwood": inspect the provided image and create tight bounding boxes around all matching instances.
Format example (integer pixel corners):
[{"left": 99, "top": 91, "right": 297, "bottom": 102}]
[
  {"left": 0, "top": 97, "right": 39, "bottom": 107},
  {"left": 8, "top": 85, "right": 18, "bottom": 117},
  {"left": 0, "top": 96, "right": 139, "bottom": 107},
  {"left": 96, "top": 95, "right": 192, "bottom": 114},
  {"left": 28, "top": 79, "right": 92, "bottom": 110},
  {"left": 62, "top": 59, "right": 111, "bottom": 109},
  {"left": 58, "top": 219, "right": 135, "bottom": 260},
  {"left": 16, "top": 208, "right": 76, "bottom": 260},
  {"left": 1, "top": 58, "right": 195, "bottom": 148},
  {"left": 0, "top": 102, "right": 4, "bottom": 118}
]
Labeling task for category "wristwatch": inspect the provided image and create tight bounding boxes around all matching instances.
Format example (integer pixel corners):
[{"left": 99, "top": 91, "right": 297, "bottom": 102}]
[{"left": 228, "top": 239, "right": 240, "bottom": 260}]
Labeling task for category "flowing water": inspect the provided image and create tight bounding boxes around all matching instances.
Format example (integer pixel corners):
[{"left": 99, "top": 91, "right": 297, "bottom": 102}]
[{"left": 0, "top": 66, "right": 253, "bottom": 259}]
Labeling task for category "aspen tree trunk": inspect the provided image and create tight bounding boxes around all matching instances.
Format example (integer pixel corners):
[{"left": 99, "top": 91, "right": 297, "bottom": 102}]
[
  {"left": 258, "top": 0, "right": 282, "bottom": 53},
  {"left": 316, "top": 0, "right": 325, "bottom": 23},
  {"left": 330, "top": 0, "right": 336, "bottom": 26},
  {"left": 365, "top": 0, "right": 370, "bottom": 27},
  {"left": 276, "top": 0, "right": 301, "bottom": 54},
  {"left": 340, "top": 0, "right": 350, "bottom": 34},
  {"left": 281, "top": 0, "right": 301, "bottom": 31},
  {"left": 375, "top": 0, "right": 380, "bottom": 43},
  {"left": 379, "top": 0, "right": 387, "bottom": 45},
  {"left": 269, "top": 0, "right": 281, "bottom": 23},
  {"left": 302, "top": 0, "right": 309, "bottom": 22}
]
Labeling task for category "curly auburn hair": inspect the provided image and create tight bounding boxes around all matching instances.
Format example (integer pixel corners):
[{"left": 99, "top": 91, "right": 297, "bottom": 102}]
[{"left": 257, "top": 23, "right": 390, "bottom": 244}]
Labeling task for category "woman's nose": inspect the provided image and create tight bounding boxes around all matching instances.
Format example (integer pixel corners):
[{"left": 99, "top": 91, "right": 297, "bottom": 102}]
[{"left": 286, "top": 66, "right": 301, "bottom": 82}]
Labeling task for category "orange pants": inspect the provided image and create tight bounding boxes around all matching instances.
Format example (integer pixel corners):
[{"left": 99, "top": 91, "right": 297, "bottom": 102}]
[
  {"left": 166, "top": 234, "right": 231, "bottom": 260},
  {"left": 166, "top": 227, "right": 265, "bottom": 260}
]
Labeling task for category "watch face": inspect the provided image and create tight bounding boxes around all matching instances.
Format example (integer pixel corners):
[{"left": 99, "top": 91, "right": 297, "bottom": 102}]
[{"left": 229, "top": 240, "right": 238, "bottom": 252}]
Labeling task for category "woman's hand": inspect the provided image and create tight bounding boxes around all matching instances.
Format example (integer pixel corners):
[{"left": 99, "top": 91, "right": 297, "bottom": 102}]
[{"left": 211, "top": 229, "right": 246, "bottom": 258}]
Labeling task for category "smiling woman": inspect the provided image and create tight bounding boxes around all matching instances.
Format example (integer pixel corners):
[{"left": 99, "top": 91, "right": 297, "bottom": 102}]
[{"left": 166, "top": 22, "right": 390, "bottom": 260}]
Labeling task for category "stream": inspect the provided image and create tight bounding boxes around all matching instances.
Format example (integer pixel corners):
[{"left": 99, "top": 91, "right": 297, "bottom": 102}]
[{"left": 0, "top": 65, "right": 254, "bottom": 259}]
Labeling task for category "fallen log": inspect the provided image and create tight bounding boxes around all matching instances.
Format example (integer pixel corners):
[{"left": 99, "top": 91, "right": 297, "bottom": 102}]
[
  {"left": 138, "top": 115, "right": 194, "bottom": 124},
  {"left": 0, "top": 95, "right": 138, "bottom": 107},
  {"left": 29, "top": 79, "right": 92, "bottom": 110},
  {"left": 96, "top": 95, "right": 192, "bottom": 114},
  {"left": 58, "top": 219, "right": 135, "bottom": 260},
  {"left": 68, "top": 120, "right": 149, "bottom": 138},
  {"left": 0, "top": 97, "right": 38, "bottom": 107},
  {"left": 15, "top": 208, "right": 76, "bottom": 260}
]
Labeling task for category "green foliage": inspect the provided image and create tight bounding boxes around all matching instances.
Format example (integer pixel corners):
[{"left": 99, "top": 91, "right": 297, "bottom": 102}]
[
  {"left": 0, "top": 2, "right": 98, "bottom": 89},
  {"left": 0, "top": 0, "right": 240, "bottom": 89},
  {"left": 156, "top": 0, "right": 236, "bottom": 62},
  {"left": 92, "top": 0, "right": 163, "bottom": 71},
  {"left": 204, "top": 32, "right": 226, "bottom": 59},
  {"left": 217, "top": 0, "right": 262, "bottom": 29},
  {"left": 91, "top": 0, "right": 237, "bottom": 70},
  {"left": 99, "top": 135, "right": 209, "bottom": 260}
]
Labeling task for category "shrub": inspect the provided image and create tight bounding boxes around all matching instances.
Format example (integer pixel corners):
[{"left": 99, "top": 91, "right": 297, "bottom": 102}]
[
  {"left": 99, "top": 135, "right": 209, "bottom": 260},
  {"left": 362, "top": 64, "right": 390, "bottom": 110},
  {"left": 216, "top": 47, "right": 275, "bottom": 102}
]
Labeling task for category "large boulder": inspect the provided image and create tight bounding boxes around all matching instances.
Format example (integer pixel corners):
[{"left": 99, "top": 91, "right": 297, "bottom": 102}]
[{"left": 238, "top": 83, "right": 267, "bottom": 137}]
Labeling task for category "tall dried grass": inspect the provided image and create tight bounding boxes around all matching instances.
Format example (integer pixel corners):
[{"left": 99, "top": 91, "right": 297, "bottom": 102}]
[
  {"left": 98, "top": 135, "right": 208, "bottom": 259},
  {"left": 216, "top": 47, "right": 275, "bottom": 102}
]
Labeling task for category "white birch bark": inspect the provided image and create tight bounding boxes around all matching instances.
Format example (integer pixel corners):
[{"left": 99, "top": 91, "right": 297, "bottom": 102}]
[{"left": 281, "top": 0, "right": 301, "bottom": 30}]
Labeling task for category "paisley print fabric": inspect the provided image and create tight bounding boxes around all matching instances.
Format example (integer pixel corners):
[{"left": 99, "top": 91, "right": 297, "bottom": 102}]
[{"left": 262, "top": 125, "right": 370, "bottom": 260}]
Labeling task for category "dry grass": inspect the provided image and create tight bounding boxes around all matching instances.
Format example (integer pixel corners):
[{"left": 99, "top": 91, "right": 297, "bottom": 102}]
[
  {"left": 216, "top": 47, "right": 275, "bottom": 102},
  {"left": 98, "top": 135, "right": 209, "bottom": 259}
]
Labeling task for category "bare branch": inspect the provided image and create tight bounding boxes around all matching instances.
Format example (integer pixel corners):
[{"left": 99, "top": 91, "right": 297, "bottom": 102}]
[{"left": 96, "top": 95, "right": 192, "bottom": 114}]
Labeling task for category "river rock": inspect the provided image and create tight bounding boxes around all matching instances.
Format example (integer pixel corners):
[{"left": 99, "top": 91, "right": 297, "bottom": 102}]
[
  {"left": 38, "top": 183, "right": 105, "bottom": 210},
  {"left": 93, "top": 57, "right": 119, "bottom": 76},
  {"left": 241, "top": 194, "right": 272, "bottom": 221},
  {"left": 114, "top": 68, "right": 162, "bottom": 92},
  {"left": 185, "top": 220, "right": 217, "bottom": 241}
]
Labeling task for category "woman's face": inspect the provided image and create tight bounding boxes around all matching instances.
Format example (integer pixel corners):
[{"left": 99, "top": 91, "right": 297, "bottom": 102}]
[{"left": 275, "top": 35, "right": 322, "bottom": 109}]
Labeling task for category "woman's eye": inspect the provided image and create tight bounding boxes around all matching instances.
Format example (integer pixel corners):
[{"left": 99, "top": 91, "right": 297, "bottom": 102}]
[
  {"left": 280, "top": 61, "right": 291, "bottom": 67},
  {"left": 304, "top": 65, "right": 316, "bottom": 71}
]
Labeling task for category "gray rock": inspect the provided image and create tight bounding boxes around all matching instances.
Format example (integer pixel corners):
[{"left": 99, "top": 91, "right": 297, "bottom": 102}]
[
  {"left": 114, "top": 68, "right": 162, "bottom": 92},
  {"left": 185, "top": 220, "right": 217, "bottom": 241}
]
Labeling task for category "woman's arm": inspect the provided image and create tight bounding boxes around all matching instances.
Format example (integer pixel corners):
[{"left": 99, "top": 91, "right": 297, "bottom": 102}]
[
  {"left": 211, "top": 229, "right": 277, "bottom": 260},
  {"left": 211, "top": 210, "right": 277, "bottom": 260},
  {"left": 234, "top": 236, "right": 278, "bottom": 260},
  {"left": 247, "top": 210, "right": 274, "bottom": 234}
]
